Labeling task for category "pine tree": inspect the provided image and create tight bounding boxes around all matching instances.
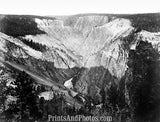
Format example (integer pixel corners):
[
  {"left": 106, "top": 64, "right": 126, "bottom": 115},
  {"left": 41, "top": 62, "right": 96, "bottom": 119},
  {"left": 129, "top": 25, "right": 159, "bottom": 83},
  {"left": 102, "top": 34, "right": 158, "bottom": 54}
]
[
  {"left": 10, "top": 71, "right": 41, "bottom": 121},
  {"left": 0, "top": 76, "right": 8, "bottom": 113},
  {"left": 0, "top": 71, "right": 9, "bottom": 116},
  {"left": 128, "top": 41, "right": 160, "bottom": 122}
]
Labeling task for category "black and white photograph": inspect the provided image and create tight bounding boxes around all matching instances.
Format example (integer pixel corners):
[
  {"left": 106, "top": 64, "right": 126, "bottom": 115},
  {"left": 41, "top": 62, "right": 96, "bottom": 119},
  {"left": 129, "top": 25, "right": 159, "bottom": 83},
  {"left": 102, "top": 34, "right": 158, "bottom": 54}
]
[{"left": 0, "top": 0, "right": 160, "bottom": 121}]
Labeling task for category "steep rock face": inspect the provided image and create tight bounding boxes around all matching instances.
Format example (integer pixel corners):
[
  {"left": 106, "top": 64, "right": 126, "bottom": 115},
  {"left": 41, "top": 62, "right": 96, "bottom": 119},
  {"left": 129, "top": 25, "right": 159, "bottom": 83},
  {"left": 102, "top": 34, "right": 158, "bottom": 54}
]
[
  {"left": 26, "top": 17, "right": 134, "bottom": 79},
  {"left": 0, "top": 33, "right": 80, "bottom": 86},
  {"left": 0, "top": 32, "right": 42, "bottom": 59},
  {"left": 72, "top": 67, "right": 118, "bottom": 96},
  {"left": 73, "top": 16, "right": 110, "bottom": 37},
  {"left": 22, "top": 16, "right": 135, "bottom": 96},
  {"left": 137, "top": 30, "right": 160, "bottom": 51},
  {"left": 1, "top": 14, "right": 160, "bottom": 102}
]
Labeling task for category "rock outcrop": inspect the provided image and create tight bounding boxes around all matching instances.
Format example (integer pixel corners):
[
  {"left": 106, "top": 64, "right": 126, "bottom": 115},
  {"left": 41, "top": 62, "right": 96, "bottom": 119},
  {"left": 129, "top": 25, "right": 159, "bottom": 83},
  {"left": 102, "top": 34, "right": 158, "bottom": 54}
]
[{"left": 0, "top": 14, "right": 160, "bottom": 102}]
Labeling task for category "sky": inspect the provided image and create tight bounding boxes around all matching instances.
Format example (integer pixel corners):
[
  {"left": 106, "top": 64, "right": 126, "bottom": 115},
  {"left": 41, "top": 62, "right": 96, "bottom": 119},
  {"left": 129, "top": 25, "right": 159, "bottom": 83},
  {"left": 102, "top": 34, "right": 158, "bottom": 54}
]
[{"left": 0, "top": 0, "right": 159, "bottom": 16}]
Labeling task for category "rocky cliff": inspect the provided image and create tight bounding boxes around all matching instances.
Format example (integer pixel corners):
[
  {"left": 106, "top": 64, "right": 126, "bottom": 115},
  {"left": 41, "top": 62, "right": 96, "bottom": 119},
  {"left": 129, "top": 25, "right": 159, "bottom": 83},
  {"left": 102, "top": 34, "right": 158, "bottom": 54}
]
[{"left": 0, "top": 14, "right": 160, "bottom": 104}]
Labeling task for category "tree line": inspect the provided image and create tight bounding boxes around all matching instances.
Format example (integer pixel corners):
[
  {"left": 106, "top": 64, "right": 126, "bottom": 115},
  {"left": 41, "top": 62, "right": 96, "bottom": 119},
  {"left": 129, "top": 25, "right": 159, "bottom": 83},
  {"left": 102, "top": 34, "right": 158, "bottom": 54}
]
[{"left": 19, "top": 38, "right": 47, "bottom": 52}]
